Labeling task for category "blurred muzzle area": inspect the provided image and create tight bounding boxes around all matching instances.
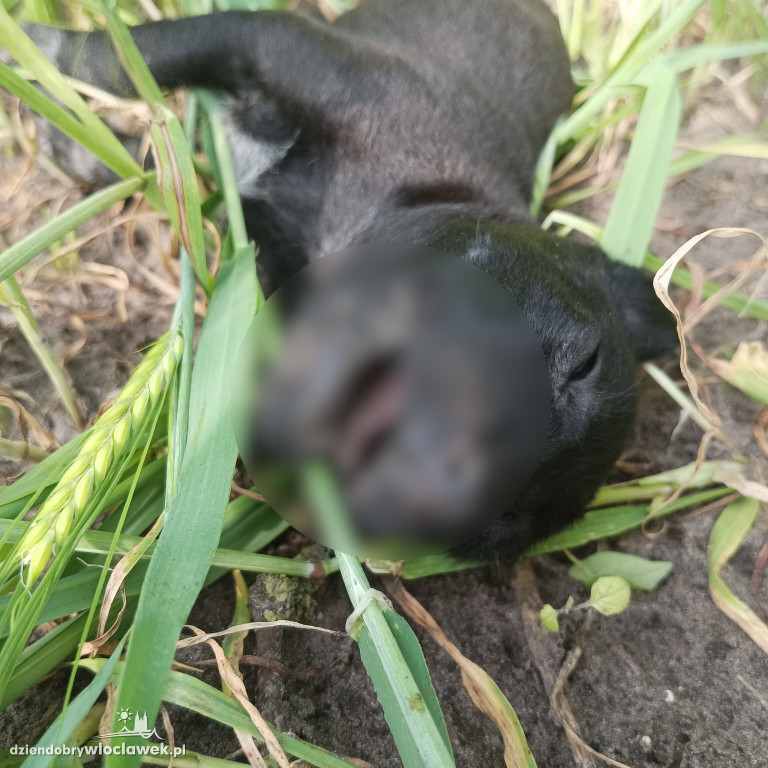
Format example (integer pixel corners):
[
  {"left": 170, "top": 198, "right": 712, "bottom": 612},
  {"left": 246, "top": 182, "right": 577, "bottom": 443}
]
[{"left": 234, "top": 244, "right": 551, "bottom": 559}]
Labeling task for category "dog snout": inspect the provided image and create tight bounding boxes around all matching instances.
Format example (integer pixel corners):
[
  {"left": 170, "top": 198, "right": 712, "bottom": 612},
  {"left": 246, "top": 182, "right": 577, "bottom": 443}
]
[{"left": 244, "top": 245, "right": 551, "bottom": 556}]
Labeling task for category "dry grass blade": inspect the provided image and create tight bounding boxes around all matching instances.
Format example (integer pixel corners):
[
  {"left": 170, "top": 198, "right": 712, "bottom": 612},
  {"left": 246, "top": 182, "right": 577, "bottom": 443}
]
[
  {"left": 0, "top": 436, "right": 49, "bottom": 463},
  {"left": 186, "top": 624, "right": 291, "bottom": 768},
  {"left": 512, "top": 563, "right": 599, "bottom": 768},
  {"left": 387, "top": 579, "right": 537, "bottom": 768},
  {"left": 708, "top": 496, "right": 768, "bottom": 653},
  {"left": 552, "top": 650, "right": 633, "bottom": 768},
  {"left": 81, "top": 581, "right": 128, "bottom": 657},
  {"left": 88, "top": 513, "right": 166, "bottom": 654},
  {"left": 0, "top": 276, "right": 85, "bottom": 428},
  {"left": 702, "top": 341, "right": 768, "bottom": 407},
  {"left": 0, "top": 394, "right": 58, "bottom": 452},
  {"left": 754, "top": 407, "right": 768, "bottom": 458},
  {"left": 222, "top": 571, "right": 262, "bottom": 768},
  {"left": 160, "top": 706, "right": 178, "bottom": 768},
  {"left": 642, "top": 362, "right": 713, "bottom": 433},
  {"left": 176, "top": 621, "right": 341, "bottom": 649},
  {"left": 652, "top": 230, "right": 736, "bottom": 433},
  {"left": 713, "top": 468, "right": 768, "bottom": 505},
  {"left": 681, "top": 236, "right": 767, "bottom": 335}
]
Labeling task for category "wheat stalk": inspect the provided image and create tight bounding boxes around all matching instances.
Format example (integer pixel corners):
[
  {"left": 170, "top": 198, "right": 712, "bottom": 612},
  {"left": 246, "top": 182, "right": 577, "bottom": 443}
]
[{"left": 15, "top": 331, "right": 183, "bottom": 586}]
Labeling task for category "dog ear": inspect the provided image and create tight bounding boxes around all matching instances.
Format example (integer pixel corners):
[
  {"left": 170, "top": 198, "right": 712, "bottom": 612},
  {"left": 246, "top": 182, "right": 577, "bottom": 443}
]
[{"left": 604, "top": 259, "right": 679, "bottom": 363}]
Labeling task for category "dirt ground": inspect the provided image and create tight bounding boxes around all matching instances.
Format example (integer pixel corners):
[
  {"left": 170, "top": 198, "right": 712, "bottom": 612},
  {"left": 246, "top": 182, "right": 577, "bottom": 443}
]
[{"left": 1, "top": 79, "right": 767, "bottom": 768}]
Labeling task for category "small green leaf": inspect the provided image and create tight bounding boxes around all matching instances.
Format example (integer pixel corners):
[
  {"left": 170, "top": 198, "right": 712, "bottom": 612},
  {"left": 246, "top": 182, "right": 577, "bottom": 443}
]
[
  {"left": 589, "top": 576, "right": 631, "bottom": 616},
  {"left": 539, "top": 604, "right": 560, "bottom": 633},
  {"left": 569, "top": 552, "right": 673, "bottom": 591}
]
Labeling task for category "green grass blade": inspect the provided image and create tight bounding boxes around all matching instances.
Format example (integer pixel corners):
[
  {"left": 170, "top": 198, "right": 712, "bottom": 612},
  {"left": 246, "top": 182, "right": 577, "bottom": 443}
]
[
  {"left": 398, "top": 488, "right": 732, "bottom": 578},
  {"left": 100, "top": 4, "right": 213, "bottom": 292},
  {"left": 0, "top": 438, "right": 49, "bottom": 463},
  {"left": 0, "top": 8, "right": 142, "bottom": 178},
  {"left": 100, "top": 0, "right": 165, "bottom": 106},
  {"left": 530, "top": 116, "right": 562, "bottom": 215},
  {"left": 601, "top": 64, "right": 681, "bottom": 266},
  {"left": 708, "top": 496, "right": 768, "bottom": 652},
  {"left": 0, "top": 176, "right": 147, "bottom": 283},
  {"left": 167, "top": 95, "right": 202, "bottom": 499},
  {"left": 679, "top": 139, "right": 768, "bottom": 160},
  {"left": 108, "top": 750, "right": 246, "bottom": 768},
  {"left": 0, "top": 517, "right": 330, "bottom": 577},
  {"left": 554, "top": 0, "right": 705, "bottom": 142},
  {"left": 525, "top": 488, "right": 731, "bottom": 556},
  {"left": 603, "top": 0, "right": 664, "bottom": 73},
  {"left": 303, "top": 466, "right": 454, "bottom": 767},
  {"left": 1, "top": 602, "right": 137, "bottom": 709},
  {"left": 0, "top": 567, "right": 145, "bottom": 639},
  {"left": 207, "top": 498, "right": 290, "bottom": 584},
  {"left": 107, "top": 247, "right": 258, "bottom": 768},
  {"left": 642, "top": 251, "right": 768, "bottom": 322},
  {"left": 707, "top": 342, "right": 768, "bottom": 404},
  {"left": 0, "top": 63, "right": 127, "bottom": 178},
  {"left": 196, "top": 92, "right": 251, "bottom": 255},
  {"left": 1, "top": 613, "right": 86, "bottom": 709},
  {"left": 662, "top": 41, "right": 768, "bottom": 73},
  {"left": 376, "top": 555, "right": 477, "bottom": 580},
  {"left": 149, "top": 115, "right": 214, "bottom": 292},
  {"left": 354, "top": 604, "right": 455, "bottom": 765},
  {"left": 20, "top": 637, "right": 127, "bottom": 768},
  {"left": 82, "top": 660, "right": 360, "bottom": 768}
]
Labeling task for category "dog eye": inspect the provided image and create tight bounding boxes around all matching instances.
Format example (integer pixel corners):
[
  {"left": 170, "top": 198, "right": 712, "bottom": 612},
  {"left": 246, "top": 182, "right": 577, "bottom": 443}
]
[{"left": 569, "top": 345, "right": 600, "bottom": 382}]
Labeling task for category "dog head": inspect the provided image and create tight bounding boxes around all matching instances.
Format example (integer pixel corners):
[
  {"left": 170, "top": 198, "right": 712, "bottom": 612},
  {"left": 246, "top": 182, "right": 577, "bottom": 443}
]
[{"left": 242, "top": 224, "right": 677, "bottom": 560}]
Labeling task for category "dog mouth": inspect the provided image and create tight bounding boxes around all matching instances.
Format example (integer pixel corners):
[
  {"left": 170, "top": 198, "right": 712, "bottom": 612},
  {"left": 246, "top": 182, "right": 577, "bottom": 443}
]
[{"left": 334, "top": 354, "right": 407, "bottom": 475}]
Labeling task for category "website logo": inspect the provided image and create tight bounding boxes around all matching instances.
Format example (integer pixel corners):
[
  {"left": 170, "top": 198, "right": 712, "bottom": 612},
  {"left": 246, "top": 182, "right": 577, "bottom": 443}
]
[{"left": 96, "top": 709, "right": 162, "bottom": 740}]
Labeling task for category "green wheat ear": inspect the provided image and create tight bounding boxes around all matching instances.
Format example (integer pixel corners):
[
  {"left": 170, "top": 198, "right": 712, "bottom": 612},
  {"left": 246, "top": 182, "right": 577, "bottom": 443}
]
[{"left": 15, "top": 331, "right": 183, "bottom": 586}]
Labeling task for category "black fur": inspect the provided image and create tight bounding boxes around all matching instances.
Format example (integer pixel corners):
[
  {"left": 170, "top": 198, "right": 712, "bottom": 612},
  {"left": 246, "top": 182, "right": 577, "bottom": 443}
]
[{"left": 7, "top": 0, "right": 678, "bottom": 560}]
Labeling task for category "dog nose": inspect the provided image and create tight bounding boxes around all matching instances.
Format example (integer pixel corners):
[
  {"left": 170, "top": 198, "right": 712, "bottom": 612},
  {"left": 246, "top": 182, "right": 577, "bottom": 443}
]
[
  {"left": 238, "top": 244, "right": 551, "bottom": 558},
  {"left": 332, "top": 353, "right": 406, "bottom": 474}
]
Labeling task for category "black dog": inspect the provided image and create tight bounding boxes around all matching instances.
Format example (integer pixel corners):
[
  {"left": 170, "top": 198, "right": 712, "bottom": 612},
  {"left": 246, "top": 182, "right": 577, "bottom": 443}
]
[{"left": 7, "top": 0, "right": 676, "bottom": 560}]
